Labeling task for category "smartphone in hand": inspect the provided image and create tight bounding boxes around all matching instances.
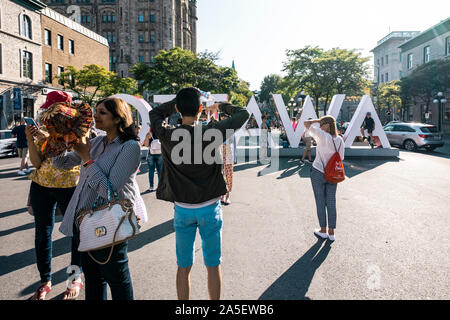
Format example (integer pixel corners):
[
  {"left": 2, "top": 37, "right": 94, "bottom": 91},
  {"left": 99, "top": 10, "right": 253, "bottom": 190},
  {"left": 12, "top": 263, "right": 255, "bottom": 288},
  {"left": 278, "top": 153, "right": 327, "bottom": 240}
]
[{"left": 23, "top": 117, "right": 39, "bottom": 128}]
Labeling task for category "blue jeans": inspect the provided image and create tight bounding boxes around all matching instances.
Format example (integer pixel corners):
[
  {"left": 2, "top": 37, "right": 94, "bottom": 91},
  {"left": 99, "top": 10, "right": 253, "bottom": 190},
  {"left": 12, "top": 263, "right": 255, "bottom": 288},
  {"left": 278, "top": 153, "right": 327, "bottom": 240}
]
[
  {"left": 310, "top": 167, "right": 338, "bottom": 229},
  {"left": 174, "top": 201, "right": 223, "bottom": 268},
  {"left": 147, "top": 153, "right": 162, "bottom": 189},
  {"left": 80, "top": 241, "right": 133, "bottom": 300},
  {"left": 29, "top": 182, "right": 81, "bottom": 283}
]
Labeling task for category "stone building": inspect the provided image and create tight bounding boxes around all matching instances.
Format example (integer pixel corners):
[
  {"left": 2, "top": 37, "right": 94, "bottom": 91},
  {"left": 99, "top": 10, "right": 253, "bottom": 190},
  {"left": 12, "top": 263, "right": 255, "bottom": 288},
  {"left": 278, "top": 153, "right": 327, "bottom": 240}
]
[
  {"left": 398, "top": 17, "right": 450, "bottom": 133},
  {"left": 41, "top": 7, "right": 109, "bottom": 88},
  {"left": 0, "top": 0, "right": 108, "bottom": 129},
  {"left": 42, "top": 0, "right": 198, "bottom": 78},
  {"left": 0, "top": 0, "right": 46, "bottom": 129},
  {"left": 371, "top": 31, "right": 420, "bottom": 84}
]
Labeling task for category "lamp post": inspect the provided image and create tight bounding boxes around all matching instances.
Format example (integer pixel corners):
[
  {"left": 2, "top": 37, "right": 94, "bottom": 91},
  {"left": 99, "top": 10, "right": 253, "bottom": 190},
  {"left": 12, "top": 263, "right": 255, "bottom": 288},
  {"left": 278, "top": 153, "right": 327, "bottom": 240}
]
[
  {"left": 288, "top": 98, "right": 296, "bottom": 119},
  {"left": 297, "top": 91, "right": 306, "bottom": 107},
  {"left": 433, "top": 92, "right": 447, "bottom": 132}
]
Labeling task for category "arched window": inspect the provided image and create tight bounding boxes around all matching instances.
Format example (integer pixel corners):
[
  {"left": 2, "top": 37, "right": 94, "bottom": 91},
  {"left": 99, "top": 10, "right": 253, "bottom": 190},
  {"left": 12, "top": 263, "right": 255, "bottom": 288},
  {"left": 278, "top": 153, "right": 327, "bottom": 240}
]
[{"left": 21, "top": 14, "right": 32, "bottom": 39}]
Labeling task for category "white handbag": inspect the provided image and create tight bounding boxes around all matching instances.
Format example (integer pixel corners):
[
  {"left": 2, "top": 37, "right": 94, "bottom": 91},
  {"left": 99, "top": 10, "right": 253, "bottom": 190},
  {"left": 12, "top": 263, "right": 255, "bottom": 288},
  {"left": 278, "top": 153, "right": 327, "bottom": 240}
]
[{"left": 76, "top": 181, "right": 140, "bottom": 264}]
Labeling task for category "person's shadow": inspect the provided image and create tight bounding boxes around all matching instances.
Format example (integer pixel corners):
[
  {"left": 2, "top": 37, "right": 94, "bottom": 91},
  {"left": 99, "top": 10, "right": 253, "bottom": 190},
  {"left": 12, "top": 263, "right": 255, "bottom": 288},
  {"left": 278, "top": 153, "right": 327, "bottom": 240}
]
[{"left": 259, "top": 238, "right": 332, "bottom": 300}]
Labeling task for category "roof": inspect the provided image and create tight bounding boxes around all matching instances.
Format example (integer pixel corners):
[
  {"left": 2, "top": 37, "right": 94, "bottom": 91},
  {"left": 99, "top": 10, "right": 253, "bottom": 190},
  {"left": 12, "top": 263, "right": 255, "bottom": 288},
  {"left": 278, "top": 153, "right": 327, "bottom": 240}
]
[
  {"left": 13, "top": 0, "right": 46, "bottom": 11},
  {"left": 42, "top": 7, "right": 109, "bottom": 47},
  {"left": 398, "top": 17, "right": 450, "bottom": 51},
  {"left": 370, "top": 31, "right": 420, "bottom": 52}
]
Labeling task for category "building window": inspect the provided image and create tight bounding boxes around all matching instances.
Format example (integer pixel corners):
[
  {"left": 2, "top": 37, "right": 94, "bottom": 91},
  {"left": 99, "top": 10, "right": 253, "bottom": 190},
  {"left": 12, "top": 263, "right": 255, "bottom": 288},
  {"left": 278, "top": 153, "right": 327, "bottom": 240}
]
[
  {"left": 381, "top": 57, "right": 384, "bottom": 66},
  {"left": 446, "top": 37, "right": 450, "bottom": 56},
  {"left": 22, "top": 50, "right": 33, "bottom": 79},
  {"left": 81, "top": 15, "right": 91, "bottom": 24},
  {"left": 57, "top": 66, "right": 64, "bottom": 85},
  {"left": 423, "top": 46, "right": 431, "bottom": 63},
  {"left": 57, "top": 34, "right": 64, "bottom": 50},
  {"left": 138, "top": 33, "right": 144, "bottom": 43},
  {"left": 69, "top": 39, "right": 74, "bottom": 54},
  {"left": 150, "top": 11, "right": 156, "bottom": 22},
  {"left": 138, "top": 13, "right": 144, "bottom": 22},
  {"left": 150, "top": 31, "right": 155, "bottom": 43},
  {"left": 399, "top": 53, "right": 402, "bottom": 62},
  {"left": 385, "top": 55, "right": 388, "bottom": 65},
  {"left": 44, "top": 29, "right": 51, "bottom": 46},
  {"left": 139, "top": 55, "right": 144, "bottom": 63},
  {"left": 44, "top": 63, "right": 52, "bottom": 83},
  {"left": 407, "top": 53, "right": 413, "bottom": 69},
  {"left": 399, "top": 70, "right": 402, "bottom": 79},
  {"left": 377, "top": 59, "right": 379, "bottom": 66},
  {"left": 21, "top": 15, "right": 32, "bottom": 39},
  {"left": 103, "top": 13, "right": 116, "bottom": 23},
  {"left": 385, "top": 72, "right": 388, "bottom": 82},
  {"left": 381, "top": 74, "right": 384, "bottom": 83}
]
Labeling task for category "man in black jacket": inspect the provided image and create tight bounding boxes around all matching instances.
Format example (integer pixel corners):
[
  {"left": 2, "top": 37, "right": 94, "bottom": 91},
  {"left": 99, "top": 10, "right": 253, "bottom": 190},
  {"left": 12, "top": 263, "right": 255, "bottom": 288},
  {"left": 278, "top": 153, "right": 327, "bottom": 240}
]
[{"left": 149, "top": 87, "right": 249, "bottom": 300}]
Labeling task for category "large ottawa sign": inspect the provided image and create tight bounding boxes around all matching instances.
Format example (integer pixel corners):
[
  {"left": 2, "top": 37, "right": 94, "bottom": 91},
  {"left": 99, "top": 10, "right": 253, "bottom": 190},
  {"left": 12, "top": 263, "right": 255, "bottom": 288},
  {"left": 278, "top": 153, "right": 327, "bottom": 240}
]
[{"left": 112, "top": 93, "right": 391, "bottom": 149}]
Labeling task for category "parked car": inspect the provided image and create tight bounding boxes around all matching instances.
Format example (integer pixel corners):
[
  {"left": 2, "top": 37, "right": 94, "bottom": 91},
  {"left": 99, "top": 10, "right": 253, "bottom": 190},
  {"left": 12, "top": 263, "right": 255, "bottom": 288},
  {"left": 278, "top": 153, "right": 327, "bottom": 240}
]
[
  {"left": 0, "top": 130, "right": 18, "bottom": 157},
  {"left": 383, "top": 122, "right": 444, "bottom": 151}
]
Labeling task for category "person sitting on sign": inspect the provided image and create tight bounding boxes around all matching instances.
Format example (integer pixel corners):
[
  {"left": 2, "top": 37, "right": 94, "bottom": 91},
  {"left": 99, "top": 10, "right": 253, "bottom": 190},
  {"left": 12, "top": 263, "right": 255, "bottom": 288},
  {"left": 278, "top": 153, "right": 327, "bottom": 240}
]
[{"left": 360, "top": 112, "right": 375, "bottom": 148}]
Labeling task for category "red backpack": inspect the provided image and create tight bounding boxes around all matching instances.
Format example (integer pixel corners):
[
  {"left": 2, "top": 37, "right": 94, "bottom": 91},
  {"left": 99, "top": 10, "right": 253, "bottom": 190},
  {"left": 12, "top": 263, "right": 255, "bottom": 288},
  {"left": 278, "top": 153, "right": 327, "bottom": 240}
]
[{"left": 323, "top": 139, "right": 345, "bottom": 183}]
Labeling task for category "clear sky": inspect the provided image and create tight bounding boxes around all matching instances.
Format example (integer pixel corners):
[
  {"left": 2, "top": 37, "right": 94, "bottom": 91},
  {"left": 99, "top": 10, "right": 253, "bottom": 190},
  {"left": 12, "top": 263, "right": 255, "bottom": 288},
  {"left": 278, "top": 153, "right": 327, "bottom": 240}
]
[{"left": 197, "top": 0, "right": 450, "bottom": 91}]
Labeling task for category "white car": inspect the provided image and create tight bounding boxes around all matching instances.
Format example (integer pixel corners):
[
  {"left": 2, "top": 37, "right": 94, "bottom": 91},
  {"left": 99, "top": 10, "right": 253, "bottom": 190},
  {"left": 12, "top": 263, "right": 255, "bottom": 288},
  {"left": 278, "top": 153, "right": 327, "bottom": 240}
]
[{"left": 0, "top": 130, "right": 17, "bottom": 157}]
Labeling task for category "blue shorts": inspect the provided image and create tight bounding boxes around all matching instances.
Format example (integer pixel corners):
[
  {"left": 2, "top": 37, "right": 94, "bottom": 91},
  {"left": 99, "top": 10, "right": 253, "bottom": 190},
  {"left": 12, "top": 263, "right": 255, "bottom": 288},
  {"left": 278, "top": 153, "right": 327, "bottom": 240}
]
[{"left": 174, "top": 201, "right": 223, "bottom": 268}]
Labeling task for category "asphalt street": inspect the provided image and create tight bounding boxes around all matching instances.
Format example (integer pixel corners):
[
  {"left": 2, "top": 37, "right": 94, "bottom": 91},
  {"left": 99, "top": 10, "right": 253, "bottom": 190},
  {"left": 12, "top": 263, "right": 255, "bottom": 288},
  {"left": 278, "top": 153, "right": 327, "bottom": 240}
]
[{"left": 0, "top": 143, "right": 449, "bottom": 300}]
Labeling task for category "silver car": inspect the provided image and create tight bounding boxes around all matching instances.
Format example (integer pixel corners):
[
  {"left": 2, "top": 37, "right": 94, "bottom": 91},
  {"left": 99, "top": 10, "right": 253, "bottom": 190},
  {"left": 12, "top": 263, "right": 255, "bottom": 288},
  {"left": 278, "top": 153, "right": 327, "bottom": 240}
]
[
  {"left": 0, "top": 130, "right": 17, "bottom": 157},
  {"left": 383, "top": 122, "right": 444, "bottom": 151}
]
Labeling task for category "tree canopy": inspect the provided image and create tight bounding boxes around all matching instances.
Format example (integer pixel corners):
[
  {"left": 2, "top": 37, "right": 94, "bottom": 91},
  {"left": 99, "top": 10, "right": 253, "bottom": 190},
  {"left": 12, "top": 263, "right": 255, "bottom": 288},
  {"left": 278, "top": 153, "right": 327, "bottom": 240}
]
[
  {"left": 400, "top": 59, "right": 450, "bottom": 107},
  {"left": 59, "top": 64, "right": 138, "bottom": 106},
  {"left": 377, "top": 80, "right": 402, "bottom": 111},
  {"left": 281, "top": 46, "right": 371, "bottom": 114},
  {"left": 131, "top": 47, "right": 252, "bottom": 106}
]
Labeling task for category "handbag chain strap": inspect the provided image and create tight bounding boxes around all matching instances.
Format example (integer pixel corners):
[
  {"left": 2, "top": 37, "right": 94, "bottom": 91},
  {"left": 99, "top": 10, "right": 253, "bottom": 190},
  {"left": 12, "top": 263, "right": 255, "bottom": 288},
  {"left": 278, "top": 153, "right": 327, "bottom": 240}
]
[{"left": 87, "top": 207, "right": 137, "bottom": 265}]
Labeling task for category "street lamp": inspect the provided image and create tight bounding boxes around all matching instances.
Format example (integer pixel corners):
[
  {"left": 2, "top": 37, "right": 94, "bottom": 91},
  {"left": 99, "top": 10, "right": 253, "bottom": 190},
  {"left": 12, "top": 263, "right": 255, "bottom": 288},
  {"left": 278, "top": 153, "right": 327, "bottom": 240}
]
[
  {"left": 433, "top": 92, "right": 447, "bottom": 132},
  {"left": 297, "top": 91, "right": 306, "bottom": 107},
  {"left": 288, "top": 98, "right": 296, "bottom": 119}
]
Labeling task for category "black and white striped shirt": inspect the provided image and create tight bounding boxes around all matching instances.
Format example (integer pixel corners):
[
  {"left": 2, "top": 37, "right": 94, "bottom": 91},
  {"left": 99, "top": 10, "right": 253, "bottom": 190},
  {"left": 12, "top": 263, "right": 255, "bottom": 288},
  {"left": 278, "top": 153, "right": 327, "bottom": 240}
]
[{"left": 53, "top": 135, "right": 144, "bottom": 237}]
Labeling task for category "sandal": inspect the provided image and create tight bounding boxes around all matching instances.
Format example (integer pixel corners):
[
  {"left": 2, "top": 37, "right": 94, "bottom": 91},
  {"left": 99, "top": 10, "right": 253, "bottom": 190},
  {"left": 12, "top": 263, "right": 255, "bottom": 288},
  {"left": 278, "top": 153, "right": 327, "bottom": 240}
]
[
  {"left": 63, "top": 280, "right": 84, "bottom": 300},
  {"left": 30, "top": 283, "right": 51, "bottom": 300}
]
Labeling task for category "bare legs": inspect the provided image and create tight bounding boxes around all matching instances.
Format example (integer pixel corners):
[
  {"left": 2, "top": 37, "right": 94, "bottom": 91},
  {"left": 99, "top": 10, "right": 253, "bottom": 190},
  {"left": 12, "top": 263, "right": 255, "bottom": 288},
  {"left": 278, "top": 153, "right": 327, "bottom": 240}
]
[{"left": 177, "top": 265, "right": 222, "bottom": 300}]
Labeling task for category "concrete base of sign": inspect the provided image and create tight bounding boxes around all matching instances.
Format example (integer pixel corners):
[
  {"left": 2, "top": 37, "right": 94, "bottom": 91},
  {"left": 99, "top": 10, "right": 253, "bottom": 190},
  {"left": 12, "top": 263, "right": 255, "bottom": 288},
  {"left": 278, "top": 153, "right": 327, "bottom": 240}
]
[{"left": 235, "top": 146, "right": 399, "bottom": 159}]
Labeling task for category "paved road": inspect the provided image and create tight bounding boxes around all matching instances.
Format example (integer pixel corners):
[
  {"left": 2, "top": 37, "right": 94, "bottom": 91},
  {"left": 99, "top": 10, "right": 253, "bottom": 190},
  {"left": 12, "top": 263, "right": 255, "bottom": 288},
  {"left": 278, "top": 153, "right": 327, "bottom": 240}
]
[{"left": 0, "top": 143, "right": 449, "bottom": 300}]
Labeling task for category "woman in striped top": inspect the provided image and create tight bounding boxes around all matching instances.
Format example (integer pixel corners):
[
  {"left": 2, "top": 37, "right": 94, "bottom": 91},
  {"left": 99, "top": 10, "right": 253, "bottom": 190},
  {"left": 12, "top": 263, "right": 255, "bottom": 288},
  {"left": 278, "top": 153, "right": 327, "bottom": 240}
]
[{"left": 53, "top": 98, "right": 144, "bottom": 300}]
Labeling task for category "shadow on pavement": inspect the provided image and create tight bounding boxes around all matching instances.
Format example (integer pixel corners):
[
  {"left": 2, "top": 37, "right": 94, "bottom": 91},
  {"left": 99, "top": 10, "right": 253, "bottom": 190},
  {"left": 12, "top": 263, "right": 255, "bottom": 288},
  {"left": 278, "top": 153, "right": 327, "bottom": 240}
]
[
  {"left": 259, "top": 238, "right": 332, "bottom": 300},
  {"left": 128, "top": 219, "right": 174, "bottom": 252},
  {"left": 20, "top": 267, "right": 69, "bottom": 298},
  {"left": 0, "top": 236, "right": 72, "bottom": 277},
  {"left": 412, "top": 149, "right": 450, "bottom": 160},
  {"left": 234, "top": 162, "right": 266, "bottom": 172},
  {"left": 0, "top": 167, "right": 20, "bottom": 173},
  {"left": 0, "top": 222, "right": 34, "bottom": 237},
  {"left": 343, "top": 158, "right": 400, "bottom": 178},
  {"left": 0, "top": 207, "right": 28, "bottom": 218}
]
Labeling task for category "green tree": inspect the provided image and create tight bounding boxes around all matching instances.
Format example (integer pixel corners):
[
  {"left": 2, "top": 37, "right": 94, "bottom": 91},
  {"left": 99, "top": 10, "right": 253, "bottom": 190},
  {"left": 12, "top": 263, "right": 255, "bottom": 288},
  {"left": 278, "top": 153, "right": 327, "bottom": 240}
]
[
  {"left": 131, "top": 47, "right": 252, "bottom": 105},
  {"left": 59, "top": 64, "right": 138, "bottom": 105},
  {"left": 400, "top": 59, "right": 450, "bottom": 113},
  {"left": 377, "top": 80, "right": 402, "bottom": 112},
  {"left": 259, "top": 74, "right": 283, "bottom": 104},
  {"left": 282, "top": 46, "right": 370, "bottom": 114}
]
